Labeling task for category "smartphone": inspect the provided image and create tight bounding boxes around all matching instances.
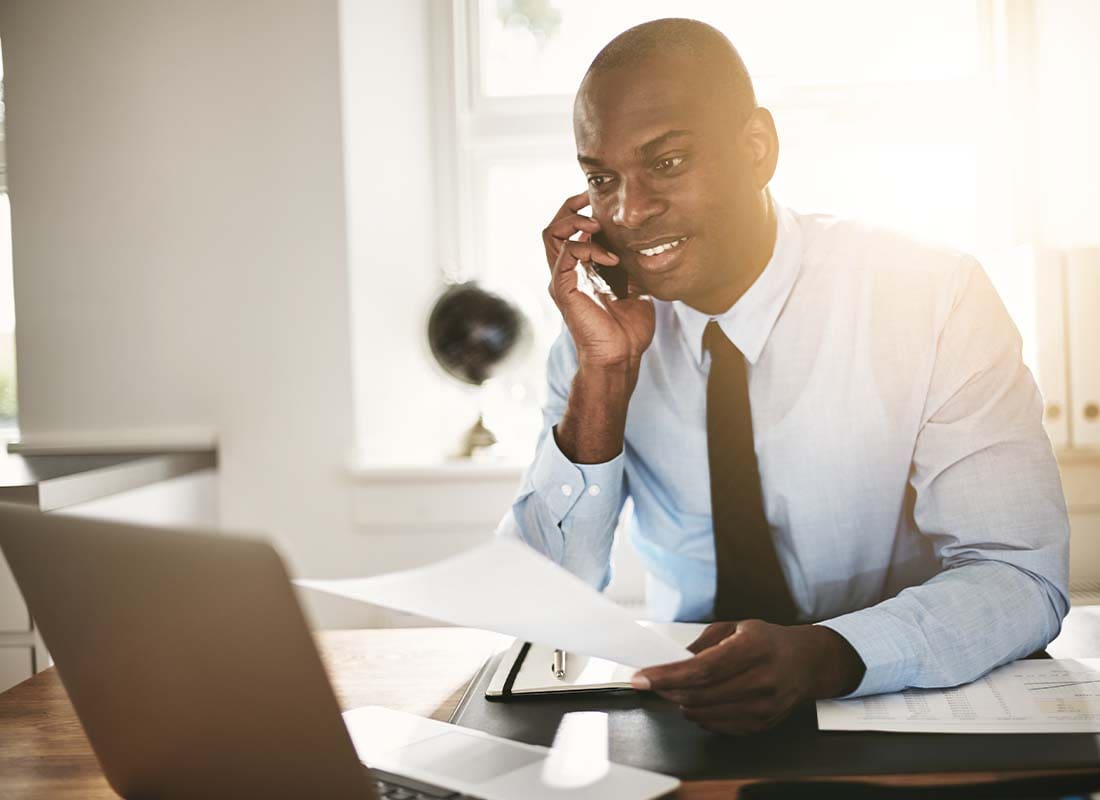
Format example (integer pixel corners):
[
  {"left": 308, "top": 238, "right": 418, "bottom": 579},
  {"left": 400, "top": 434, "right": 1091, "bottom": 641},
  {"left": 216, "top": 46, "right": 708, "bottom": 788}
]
[{"left": 591, "top": 231, "right": 630, "bottom": 300}]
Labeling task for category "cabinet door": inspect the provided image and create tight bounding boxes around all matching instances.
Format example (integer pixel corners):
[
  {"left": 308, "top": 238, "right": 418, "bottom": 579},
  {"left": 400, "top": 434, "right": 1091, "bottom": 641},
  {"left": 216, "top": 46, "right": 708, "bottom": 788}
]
[
  {"left": 0, "top": 647, "right": 33, "bottom": 694},
  {"left": 1035, "top": 249, "right": 1069, "bottom": 448},
  {"left": 0, "top": 550, "right": 30, "bottom": 632},
  {"left": 1067, "top": 249, "right": 1100, "bottom": 448}
]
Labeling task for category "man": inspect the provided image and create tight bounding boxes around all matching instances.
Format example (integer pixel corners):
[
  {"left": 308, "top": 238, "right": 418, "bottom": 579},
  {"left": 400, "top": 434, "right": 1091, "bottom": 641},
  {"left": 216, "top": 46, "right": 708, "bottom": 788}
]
[{"left": 495, "top": 18, "right": 1069, "bottom": 734}]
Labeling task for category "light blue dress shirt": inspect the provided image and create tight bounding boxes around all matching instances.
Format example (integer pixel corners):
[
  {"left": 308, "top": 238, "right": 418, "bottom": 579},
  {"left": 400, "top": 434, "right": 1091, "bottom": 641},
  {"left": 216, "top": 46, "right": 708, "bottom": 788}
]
[{"left": 496, "top": 202, "right": 1070, "bottom": 698}]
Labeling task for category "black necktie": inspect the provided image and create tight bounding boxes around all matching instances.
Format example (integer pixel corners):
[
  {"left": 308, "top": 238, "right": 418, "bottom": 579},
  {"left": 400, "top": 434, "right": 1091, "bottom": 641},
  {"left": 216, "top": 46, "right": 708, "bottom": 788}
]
[{"left": 705, "top": 321, "right": 797, "bottom": 624}]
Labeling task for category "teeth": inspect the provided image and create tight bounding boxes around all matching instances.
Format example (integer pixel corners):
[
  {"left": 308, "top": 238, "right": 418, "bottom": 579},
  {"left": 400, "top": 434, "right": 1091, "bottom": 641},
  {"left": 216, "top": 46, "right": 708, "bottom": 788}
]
[{"left": 639, "top": 237, "right": 686, "bottom": 257}]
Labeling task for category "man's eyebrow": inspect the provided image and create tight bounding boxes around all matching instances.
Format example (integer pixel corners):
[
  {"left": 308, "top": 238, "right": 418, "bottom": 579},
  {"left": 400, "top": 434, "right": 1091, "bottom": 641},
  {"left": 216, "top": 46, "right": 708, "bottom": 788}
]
[
  {"left": 577, "top": 130, "right": 694, "bottom": 168},
  {"left": 638, "top": 129, "right": 693, "bottom": 156}
]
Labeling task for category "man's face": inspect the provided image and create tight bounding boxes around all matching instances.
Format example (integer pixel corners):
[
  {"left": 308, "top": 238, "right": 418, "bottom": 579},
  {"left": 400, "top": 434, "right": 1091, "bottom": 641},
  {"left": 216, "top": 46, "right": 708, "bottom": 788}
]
[{"left": 574, "top": 57, "right": 765, "bottom": 308}]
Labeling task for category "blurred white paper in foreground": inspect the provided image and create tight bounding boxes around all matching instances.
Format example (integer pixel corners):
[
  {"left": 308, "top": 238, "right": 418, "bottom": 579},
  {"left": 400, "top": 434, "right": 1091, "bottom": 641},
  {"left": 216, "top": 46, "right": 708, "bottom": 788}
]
[{"left": 296, "top": 537, "right": 691, "bottom": 669}]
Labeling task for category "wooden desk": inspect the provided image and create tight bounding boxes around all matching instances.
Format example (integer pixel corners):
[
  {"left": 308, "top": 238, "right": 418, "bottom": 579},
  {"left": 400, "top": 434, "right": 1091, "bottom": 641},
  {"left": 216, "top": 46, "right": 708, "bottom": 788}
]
[{"left": 2, "top": 622, "right": 1100, "bottom": 799}]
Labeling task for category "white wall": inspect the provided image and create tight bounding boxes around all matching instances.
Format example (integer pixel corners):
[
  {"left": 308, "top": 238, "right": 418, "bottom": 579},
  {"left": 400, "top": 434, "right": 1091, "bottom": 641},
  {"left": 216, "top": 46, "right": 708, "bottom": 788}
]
[
  {"left": 0, "top": 0, "right": 440, "bottom": 627},
  {"left": 339, "top": 0, "right": 465, "bottom": 466}
]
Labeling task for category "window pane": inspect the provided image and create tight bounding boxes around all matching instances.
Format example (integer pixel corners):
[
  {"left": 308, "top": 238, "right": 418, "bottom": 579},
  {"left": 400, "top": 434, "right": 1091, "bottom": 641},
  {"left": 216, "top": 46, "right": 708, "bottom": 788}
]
[
  {"left": 0, "top": 193, "right": 16, "bottom": 427},
  {"left": 770, "top": 104, "right": 981, "bottom": 253},
  {"left": 480, "top": 0, "right": 980, "bottom": 98},
  {"left": 481, "top": 157, "right": 576, "bottom": 350},
  {"left": 473, "top": 0, "right": 1037, "bottom": 379}
]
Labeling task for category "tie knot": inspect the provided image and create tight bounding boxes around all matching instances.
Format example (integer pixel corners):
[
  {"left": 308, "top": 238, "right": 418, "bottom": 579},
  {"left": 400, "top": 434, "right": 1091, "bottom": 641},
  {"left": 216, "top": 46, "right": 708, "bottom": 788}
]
[{"left": 703, "top": 320, "right": 738, "bottom": 360}]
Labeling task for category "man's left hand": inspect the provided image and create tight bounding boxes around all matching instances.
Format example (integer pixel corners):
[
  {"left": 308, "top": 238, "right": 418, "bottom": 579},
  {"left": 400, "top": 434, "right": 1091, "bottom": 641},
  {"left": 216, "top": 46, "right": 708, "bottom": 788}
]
[{"left": 630, "top": 620, "right": 865, "bottom": 735}]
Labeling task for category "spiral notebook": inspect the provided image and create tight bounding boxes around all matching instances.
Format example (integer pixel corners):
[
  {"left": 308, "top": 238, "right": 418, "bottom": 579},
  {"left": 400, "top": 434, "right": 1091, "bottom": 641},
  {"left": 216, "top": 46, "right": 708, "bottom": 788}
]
[{"left": 486, "top": 622, "right": 707, "bottom": 699}]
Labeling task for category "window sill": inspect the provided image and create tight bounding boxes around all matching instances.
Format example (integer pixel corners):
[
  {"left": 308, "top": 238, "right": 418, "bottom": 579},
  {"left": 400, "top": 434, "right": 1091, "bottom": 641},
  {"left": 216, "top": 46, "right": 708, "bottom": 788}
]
[
  {"left": 348, "top": 458, "right": 526, "bottom": 485},
  {"left": 347, "top": 457, "right": 525, "bottom": 533}
]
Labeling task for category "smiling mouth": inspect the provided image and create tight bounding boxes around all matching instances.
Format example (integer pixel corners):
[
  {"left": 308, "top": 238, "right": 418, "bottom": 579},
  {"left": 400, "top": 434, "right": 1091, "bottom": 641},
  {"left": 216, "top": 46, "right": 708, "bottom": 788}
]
[
  {"left": 633, "top": 236, "right": 689, "bottom": 257},
  {"left": 629, "top": 235, "right": 692, "bottom": 275}
]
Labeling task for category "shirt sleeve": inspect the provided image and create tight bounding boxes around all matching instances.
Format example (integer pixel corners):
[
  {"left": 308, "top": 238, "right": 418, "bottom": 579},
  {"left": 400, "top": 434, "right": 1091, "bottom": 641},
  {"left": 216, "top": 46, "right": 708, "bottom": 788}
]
[
  {"left": 494, "top": 327, "right": 628, "bottom": 590},
  {"left": 816, "top": 257, "right": 1070, "bottom": 698}
]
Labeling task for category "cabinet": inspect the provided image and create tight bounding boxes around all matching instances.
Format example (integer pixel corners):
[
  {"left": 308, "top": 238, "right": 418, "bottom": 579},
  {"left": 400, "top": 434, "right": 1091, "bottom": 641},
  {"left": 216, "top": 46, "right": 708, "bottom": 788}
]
[
  {"left": 0, "top": 550, "right": 29, "bottom": 633},
  {"left": 0, "top": 455, "right": 217, "bottom": 693},
  {"left": 0, "top": 647, "right": 32, "bottom": 693},
  {"left": 1066, "top": 249, "right": 1100, "bottom": 448}
]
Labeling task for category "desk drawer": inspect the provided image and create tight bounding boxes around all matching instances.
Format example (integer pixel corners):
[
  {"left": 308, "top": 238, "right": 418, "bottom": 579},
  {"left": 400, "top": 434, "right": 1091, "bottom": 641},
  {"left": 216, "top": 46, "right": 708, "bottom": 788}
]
[
  {"left": 0, "top": 551, "right": 30, "bottom": 632},
  {"left": 0, "top": 646, "right": 32, "bottom": 693}
]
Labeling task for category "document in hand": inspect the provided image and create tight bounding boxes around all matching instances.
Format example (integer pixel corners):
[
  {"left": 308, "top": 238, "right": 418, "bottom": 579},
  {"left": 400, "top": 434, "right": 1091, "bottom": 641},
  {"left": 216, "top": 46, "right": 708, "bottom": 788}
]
[
  {"left": 295, "top": 537, "right": 692, "bottom": 669},
  {"left": 817, "top": 658, "right": 1100, "bottom": 733}
]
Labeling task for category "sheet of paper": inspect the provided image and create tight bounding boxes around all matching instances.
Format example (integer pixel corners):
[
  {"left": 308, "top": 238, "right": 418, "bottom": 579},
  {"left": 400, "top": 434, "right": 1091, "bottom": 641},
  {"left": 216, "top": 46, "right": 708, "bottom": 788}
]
[
  {"left": 296, "top": 537, "right": 692, "bottom": 669},
  {"left": 817, "top": 658, "right": 1100, "bottom": 733}
]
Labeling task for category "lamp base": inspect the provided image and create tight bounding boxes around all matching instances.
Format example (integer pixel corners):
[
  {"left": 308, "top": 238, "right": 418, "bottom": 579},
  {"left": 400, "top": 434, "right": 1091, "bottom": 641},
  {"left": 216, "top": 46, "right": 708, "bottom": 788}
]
[{"left": 454, "top": 413, "right": 498, "bottom": 459}]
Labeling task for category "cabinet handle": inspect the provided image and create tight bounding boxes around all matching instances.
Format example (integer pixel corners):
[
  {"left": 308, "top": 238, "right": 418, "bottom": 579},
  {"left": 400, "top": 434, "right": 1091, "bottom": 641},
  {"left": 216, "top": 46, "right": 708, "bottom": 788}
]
[
  {"left": 1046, "top": 403, "right": 1062, "bottom": 420},
  {"left": 1085, "top": 403, "right": 1100, "bottom": 421}
]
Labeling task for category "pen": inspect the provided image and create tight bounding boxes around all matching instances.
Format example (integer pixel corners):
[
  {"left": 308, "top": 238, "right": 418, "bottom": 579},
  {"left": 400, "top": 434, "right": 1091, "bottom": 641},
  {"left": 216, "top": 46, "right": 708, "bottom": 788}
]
[{"left": 552, "top": 649, "right": 567, "bottom": 679}]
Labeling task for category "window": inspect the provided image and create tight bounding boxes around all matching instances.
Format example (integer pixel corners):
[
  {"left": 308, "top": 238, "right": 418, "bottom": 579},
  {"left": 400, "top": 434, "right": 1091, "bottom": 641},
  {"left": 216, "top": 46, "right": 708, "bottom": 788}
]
[
  {"left": 0, "top": 39, "right": 16, "bottom": 432},
  {"left": 435, "top": 1, "right": 1045, "bottom": 454}
]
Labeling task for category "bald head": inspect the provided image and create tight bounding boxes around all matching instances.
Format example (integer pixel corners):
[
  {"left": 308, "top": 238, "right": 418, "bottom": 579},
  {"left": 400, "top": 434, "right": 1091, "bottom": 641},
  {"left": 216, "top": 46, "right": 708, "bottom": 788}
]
[
  {"left": 570, "top": 18, "right": 779, "bottom": 313},
  {"left": 582, "top": 18, "right": 756, "bottom": 126}
]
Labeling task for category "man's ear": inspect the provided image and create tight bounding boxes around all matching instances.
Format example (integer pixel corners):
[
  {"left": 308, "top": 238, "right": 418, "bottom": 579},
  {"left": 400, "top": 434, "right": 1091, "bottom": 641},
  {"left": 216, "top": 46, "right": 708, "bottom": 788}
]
[{"left": 742, "top": 106, "right": 779, "bottom": 189}]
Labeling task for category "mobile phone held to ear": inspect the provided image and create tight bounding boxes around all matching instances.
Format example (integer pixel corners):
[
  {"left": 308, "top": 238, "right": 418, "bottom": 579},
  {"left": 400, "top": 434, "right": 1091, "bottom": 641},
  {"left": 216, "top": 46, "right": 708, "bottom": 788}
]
[{"left": 591, "top": 231, "right": 629, "bottom": 300}]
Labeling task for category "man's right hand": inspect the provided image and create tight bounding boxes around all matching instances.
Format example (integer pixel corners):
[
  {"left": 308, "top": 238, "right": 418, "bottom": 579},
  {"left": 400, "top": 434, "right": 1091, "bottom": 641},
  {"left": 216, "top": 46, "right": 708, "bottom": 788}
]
[
  {"left": 542, "top": 192, "right": 656, "bottom": 464},
  {"left": 543, "top": 192, "right": 656, "bottom": 371}
]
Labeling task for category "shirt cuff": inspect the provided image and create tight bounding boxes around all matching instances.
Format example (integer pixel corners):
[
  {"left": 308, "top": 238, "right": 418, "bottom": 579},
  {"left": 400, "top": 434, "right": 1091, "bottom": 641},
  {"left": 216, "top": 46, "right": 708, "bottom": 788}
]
[
  {"left": 815, "top": 605, "right": 914, "bottom": 698},
  {"left": 529, "top": 425, "right": 624, "bottom": 522}
]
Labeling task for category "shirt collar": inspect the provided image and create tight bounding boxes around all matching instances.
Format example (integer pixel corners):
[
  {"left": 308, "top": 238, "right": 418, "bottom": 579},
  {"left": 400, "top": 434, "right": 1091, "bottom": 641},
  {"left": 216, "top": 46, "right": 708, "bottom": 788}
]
[{"left": 672, "top": 200, "right": 802, "bottom": 366}]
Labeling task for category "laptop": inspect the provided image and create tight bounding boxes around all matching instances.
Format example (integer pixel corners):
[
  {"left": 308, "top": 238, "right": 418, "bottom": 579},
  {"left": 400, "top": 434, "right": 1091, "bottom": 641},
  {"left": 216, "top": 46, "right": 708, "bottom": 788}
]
[{"left": 0, "top": 505, "right": 679, "bottom": 800}]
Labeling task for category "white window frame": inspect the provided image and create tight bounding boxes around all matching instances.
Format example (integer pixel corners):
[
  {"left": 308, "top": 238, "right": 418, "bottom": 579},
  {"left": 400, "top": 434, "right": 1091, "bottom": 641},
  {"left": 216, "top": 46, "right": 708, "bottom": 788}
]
[{"left": 431, "top": 1, "right": 1085, "bottom": 452}]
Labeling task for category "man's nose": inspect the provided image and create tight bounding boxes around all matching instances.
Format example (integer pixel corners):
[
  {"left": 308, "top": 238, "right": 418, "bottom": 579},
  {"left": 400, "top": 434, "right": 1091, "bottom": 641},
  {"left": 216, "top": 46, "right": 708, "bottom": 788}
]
[{"left": 610, "top": 178, "right": 667, "bottom": 229}]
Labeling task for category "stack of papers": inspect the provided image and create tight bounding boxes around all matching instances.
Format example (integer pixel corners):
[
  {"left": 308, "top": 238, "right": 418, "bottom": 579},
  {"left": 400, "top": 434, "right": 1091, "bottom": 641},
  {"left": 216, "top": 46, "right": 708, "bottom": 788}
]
[{"left": 818, "top": 658, "right": 1100, "bottom": 733}]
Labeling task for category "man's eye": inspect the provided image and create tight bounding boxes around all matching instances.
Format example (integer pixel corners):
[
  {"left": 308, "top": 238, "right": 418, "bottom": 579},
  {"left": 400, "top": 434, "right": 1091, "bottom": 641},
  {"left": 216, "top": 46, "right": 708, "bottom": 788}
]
[
  {"left": 654, "top": 156, "right": 685, "bottom": 171},
  {"left": 587, "top": 174, "right": 611, "bottom": 188}
]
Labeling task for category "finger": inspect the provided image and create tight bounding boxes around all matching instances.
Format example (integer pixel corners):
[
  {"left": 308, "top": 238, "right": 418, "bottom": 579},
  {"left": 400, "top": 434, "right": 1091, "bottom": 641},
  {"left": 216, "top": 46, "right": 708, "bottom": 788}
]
[
  {"left": 554, "top": 191, "right": 591, "bottom": 219},
  {"left": 602, "top": 289, "right": 635, "bottom": 318},
  {"left": 544, "top": 213, "right": 601, "bottom": 244},
  {"left": 561, "top": 239, "right": 619, "bottom": 267},
  {"left": 550, "top": 233, "right": 583, "bottom": 285},
  {"left": 550, "top": 228, "right": 594, "bottom": 275},
  {"left": 633, "top": 635, "right": 758, "bottom": 691},
  {"left": 550, "top": 245, "right": 611, "bottom": 312},
  {"left": 584, "top": 263, "right": 616, "bottom": 301},
  {"left": 687, "top": 622, "right": 739, "bottom": 655},
  {"left": 549, "top": 244, "right": 580, "bottom": 301},
  {"left": 550, "top": 266, "right": 619, "bottom": 327},
  {"left": 543, "top": 193, "right": 596, "bottom": 268}
]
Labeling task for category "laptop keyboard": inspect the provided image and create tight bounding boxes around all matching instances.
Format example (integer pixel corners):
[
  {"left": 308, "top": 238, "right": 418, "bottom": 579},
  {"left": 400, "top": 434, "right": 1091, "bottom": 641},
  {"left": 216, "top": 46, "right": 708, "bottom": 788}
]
[{"left": 369, "top": 767, "right": 483, "bottom": 800}]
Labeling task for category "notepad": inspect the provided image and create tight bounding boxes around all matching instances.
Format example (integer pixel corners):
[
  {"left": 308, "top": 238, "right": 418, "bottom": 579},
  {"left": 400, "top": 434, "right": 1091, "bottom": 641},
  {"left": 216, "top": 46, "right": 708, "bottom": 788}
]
[{"left": 486, "top": 622, "right": 707, "bottom": 699}]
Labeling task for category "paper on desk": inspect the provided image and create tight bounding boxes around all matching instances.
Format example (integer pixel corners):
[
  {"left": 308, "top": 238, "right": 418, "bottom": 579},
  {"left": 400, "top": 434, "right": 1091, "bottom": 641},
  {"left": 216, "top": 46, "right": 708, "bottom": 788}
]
[
  {"left": 295, "top": 537, "right": 692, "bottom": 669},
  {"left": 817, "top": 658, "right": 1100, "bottom": 733}
]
